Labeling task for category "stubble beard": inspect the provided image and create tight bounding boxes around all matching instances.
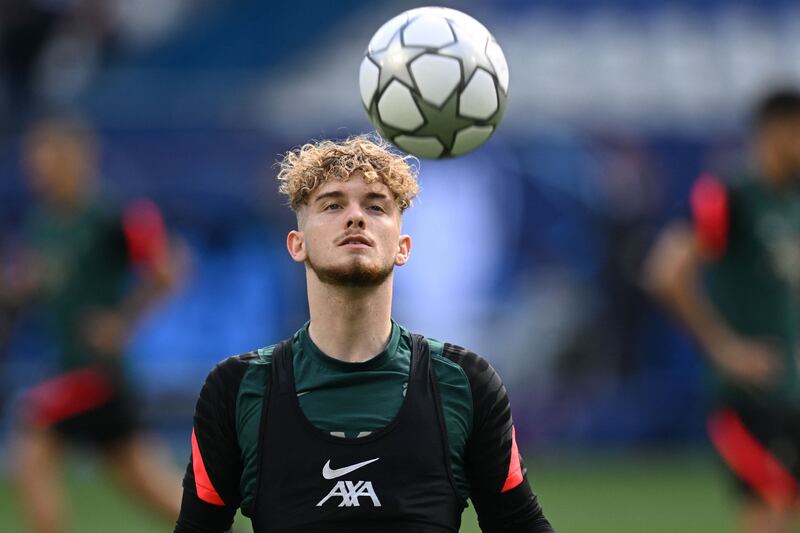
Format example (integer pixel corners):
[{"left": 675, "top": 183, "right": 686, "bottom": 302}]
[{"left": 307, "top": 255, "right": 394, "bottom": 288}]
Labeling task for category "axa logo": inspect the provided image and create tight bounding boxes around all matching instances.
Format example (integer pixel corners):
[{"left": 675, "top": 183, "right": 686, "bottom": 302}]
[
  {"left": 316, "top": 458, "right": 382, "bottom": 507},
  {"left": 317, "top": 480, "right": 381, "bottom": 507}
]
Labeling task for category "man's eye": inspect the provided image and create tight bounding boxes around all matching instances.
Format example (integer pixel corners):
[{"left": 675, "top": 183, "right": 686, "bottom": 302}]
[
  {"left": 369, "top": 205, "right": 386, "bottom": 212},
  {"left": 324, "top": 203, "right": 341, "bottom": 210}
]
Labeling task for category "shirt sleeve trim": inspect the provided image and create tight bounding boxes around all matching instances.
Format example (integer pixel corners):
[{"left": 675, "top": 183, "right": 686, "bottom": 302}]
[
  {"left": 690, "top": 173, "right": 729, "bottom": 259},
  {"left": 191, "top": 428, "right": 226, "bottom": 506},
  {"left": 501, "top": 425, "right": 524, "bottom": 493},
  {"left": 122, "top": 197, "right": 168, "bottom": 269}
]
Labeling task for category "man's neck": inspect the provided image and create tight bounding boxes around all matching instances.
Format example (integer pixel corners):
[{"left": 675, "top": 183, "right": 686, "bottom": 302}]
[
  {"left": 305, "top": 274, "right": 394, "bottom": 363},
  {"left": 46, "top": 191, "right": 91, "bottom": 217}
]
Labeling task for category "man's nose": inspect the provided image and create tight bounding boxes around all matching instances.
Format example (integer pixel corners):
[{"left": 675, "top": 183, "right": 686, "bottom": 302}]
[{"left": 346, "top": 206, "right": 366, "bottom": 228}]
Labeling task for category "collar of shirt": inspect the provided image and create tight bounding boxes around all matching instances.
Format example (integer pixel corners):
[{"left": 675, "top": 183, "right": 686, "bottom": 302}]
[{"left": 294, "top": 319, "right": 402, "bottom": 373}]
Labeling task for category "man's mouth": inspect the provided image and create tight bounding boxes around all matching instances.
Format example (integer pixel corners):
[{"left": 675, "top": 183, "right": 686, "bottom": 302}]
[{"left": 339, "top": 235, "right": 372, "bottom": 247}]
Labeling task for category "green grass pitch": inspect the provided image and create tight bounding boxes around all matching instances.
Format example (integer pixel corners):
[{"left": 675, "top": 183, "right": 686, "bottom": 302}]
[{"left": 0, "top": 450, "right": 734, "bottom": 532}]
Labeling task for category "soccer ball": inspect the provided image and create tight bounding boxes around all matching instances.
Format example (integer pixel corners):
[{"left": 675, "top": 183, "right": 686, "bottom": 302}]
[{"left": 359, "top": 7, "right": 509, "bottom": 159}]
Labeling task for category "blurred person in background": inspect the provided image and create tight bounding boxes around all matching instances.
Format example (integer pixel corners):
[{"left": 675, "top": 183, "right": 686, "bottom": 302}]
[
  {"left": 0, "top": 116, "right": 183, "bottom": 532},
  {"left": 645, "top": 89, "right": 800, "bottom": 533},
  {"left": 174, "top": 136, "right": 554, "bottom": 533}
]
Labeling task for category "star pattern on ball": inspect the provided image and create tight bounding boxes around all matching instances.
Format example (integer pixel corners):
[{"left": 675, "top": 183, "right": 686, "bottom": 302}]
[
  {"left": 439, "top": 23, "right": 494, "bottom": 85},
  {"left": 368, "top": 101, "right": 404, "bottom": 140},
  {"left": 413, "top": 91, "right": 473, "bottom": 152},
  {"left": 370, "top": 30, "right": 427, "bottom": 92}
]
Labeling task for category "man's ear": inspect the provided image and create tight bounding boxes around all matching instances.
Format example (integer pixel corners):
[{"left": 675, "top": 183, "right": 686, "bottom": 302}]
[
  {"left": 395, "top": 234, "right": 411, "bottom": 266},
  {"left": 287, "top": 230, "right": 307, "bottom": 263}
]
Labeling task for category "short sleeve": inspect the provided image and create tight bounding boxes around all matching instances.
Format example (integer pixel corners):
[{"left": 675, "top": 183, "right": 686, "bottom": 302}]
[
  {"left": 122, "top": 197, "right": 168, "bottom": 272},
  {"left": 690, "top": 173, "right": 729, "bottom": 260}
]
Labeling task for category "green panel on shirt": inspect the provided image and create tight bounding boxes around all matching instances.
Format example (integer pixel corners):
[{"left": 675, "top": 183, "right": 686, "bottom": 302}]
[
  {"left": 431, "top": 347, "right": 474, "bottom": 498},
  {"left": 25, "top": 201, "right": 129, "bottom": 369},
  {"left": 293, "top": 320, "right": 407, "bottom": 437},
  {"left": 236, "top": 347, "right": 272, "bottom": 514},
  {"left": 235, "top": 322, "right": 473, "bottom": 515},
  {"left": 705, "top": 177, "right": 800, "bottom": 408}
]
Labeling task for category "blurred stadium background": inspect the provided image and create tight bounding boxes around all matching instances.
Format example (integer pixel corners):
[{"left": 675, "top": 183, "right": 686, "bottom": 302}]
[{"left": 2, "top": 0, "right": 799, "bottom": 531}]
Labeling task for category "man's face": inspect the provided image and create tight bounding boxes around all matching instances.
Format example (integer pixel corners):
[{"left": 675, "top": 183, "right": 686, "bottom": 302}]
[
  {"left": 287, "top": 173, "right": 411, "bottom": 287},
  {"left": 764, "top": 116, "right": 800, "bottom": 178},
  {"left": 22, "top": 131, "right": 95, "bottom": 207},
  {"left": 782, "top": 116, "right": 800, "bottom": 177}
]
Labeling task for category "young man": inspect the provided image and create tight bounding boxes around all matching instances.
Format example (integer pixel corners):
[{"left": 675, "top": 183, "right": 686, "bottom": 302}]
[
  {"left": 645, "top": 89, "right": 800, "bottom": 533},
  {"left": 4, "top": 117, "right": 183, "bottom": 533},
  {"left": 175, "top": 136, "right": 554, "bottom": 532}
]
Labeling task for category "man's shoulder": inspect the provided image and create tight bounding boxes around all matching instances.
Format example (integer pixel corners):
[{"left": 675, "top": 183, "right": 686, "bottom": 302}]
[
  {"left": 432, "top": 339, "right": 493, "bottom": 376},
  {"left": 691, "top": 170, "right": 756, "bottom": 201},
  {"left": 203, "top": 344, "right": 281, "bottom": 390},
  {"left": 421, "top": 338, "right": 508, "bottom": 423},
  {"left": 418, "top": 336, "right": 497, "bottom": 387},
  {"left": 215, "top": 342, "right": 283, "bottom": 369}
]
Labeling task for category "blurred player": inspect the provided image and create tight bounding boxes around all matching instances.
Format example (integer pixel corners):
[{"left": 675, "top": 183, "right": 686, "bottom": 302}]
[
  {"left": 645, "top": 89, "right": 800, "bottom": 533},
  {"left": 174, "top": 136, "right": 554, "bottom": 532},
  {"left": 2, "top": 117, "right": 183, "bottom": 533}
]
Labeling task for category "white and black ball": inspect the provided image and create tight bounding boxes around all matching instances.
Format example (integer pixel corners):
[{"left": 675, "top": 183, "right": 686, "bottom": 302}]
[{"left": 359, "top": 7, "right": 509, "bottom": 159}]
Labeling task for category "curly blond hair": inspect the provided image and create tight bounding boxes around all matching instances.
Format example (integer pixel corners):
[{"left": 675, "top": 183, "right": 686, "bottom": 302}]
[{"left": 277, "top": 135, "right": 419, "bottom": 212}]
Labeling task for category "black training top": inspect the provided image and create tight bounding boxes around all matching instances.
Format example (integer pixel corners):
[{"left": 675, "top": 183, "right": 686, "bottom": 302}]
[{"left": 175, "top": 323, "right": 554, "bottom": 532}]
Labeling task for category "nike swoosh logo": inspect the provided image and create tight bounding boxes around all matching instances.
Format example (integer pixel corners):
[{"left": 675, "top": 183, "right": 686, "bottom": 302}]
[{"left": 322, "top": 457, "right": 380, "bottom": 480}]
